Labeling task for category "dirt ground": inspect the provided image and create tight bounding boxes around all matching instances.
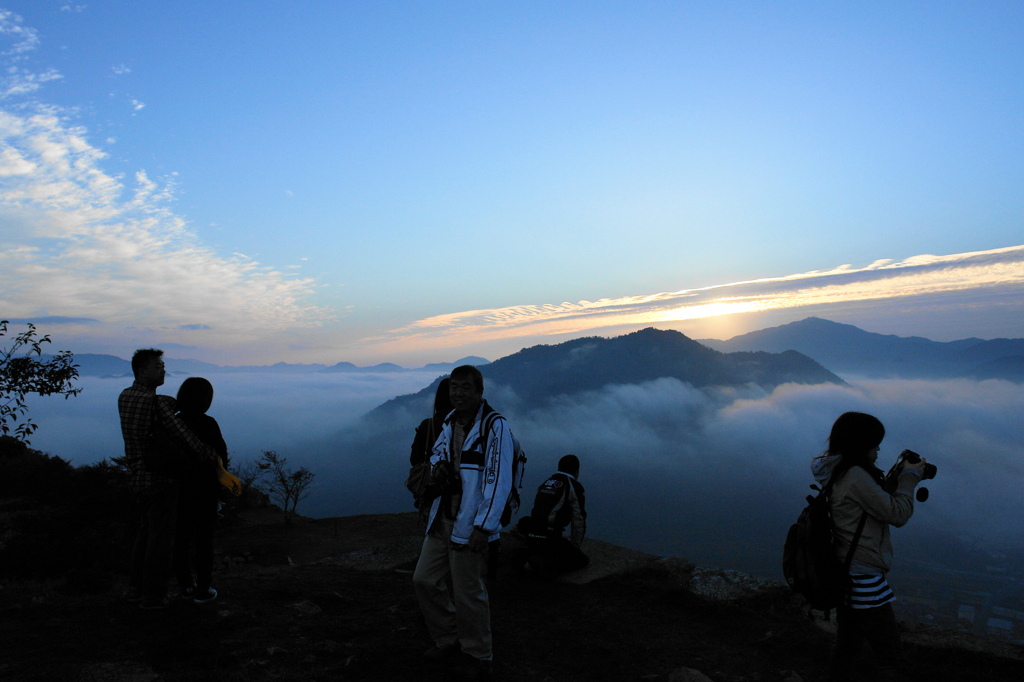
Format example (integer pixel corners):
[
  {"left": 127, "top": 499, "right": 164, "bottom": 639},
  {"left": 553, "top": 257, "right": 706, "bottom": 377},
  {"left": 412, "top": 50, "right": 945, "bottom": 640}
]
[{"left": 2, "top": 510, "right": 1021, "bottom": 682}]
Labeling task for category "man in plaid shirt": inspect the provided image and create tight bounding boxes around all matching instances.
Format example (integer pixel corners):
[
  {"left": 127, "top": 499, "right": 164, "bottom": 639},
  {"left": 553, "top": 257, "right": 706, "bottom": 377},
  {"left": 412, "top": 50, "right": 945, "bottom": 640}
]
[{"left": 119, "top": 348, "right": 216, "bottom": 609}]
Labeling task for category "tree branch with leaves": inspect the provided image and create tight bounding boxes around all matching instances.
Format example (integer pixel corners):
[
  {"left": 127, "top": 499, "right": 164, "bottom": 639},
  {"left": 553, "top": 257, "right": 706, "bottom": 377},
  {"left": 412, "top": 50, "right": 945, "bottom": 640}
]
[{"left": 0, "top": 321, "right": 82, "bottom": 443}]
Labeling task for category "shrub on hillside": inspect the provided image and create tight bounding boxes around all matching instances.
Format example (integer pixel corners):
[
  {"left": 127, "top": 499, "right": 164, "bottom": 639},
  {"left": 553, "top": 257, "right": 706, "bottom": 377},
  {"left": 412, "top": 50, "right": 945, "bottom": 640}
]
[{"left": 0, "top": 438, "right": 132, "bottom": 579}]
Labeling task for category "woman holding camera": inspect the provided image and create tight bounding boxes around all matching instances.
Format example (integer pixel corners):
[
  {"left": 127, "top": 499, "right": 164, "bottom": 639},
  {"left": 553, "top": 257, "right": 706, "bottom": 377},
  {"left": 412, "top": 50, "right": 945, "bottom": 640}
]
[{"left": 811, "top": 411, "right": 928, "bottom": 682}]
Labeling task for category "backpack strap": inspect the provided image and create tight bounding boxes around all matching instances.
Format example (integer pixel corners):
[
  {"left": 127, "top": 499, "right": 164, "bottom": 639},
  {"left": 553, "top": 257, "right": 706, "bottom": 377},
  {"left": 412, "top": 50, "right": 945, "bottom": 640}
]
[
  {"left": 842, "top": 512, "right": 868, "bottom": 572},
  {"left": 825, "top": 467, "right": 869, "bottom": 568},
  {"left": 473, "top": 404, "right": 500, "bottom": 453},
  {"left": 551, "top": 472, "right": 574, "bottom": 532},
  {"left": 423, "top": 416, "right": 438, "bottom": 462}
]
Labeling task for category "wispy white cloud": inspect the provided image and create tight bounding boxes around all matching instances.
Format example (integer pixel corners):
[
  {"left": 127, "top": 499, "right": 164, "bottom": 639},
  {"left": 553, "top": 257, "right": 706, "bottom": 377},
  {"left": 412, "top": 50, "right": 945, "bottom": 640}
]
[
  {"left": 369, "top": 245, "right": 1024, "bottom": 353},
  {"left": 0, "top": 12, "right": 331, "bottom": 352},
  {"left": 0, "top": 11, "right": 61, "bottom": 99},
  {"left": 0, "top": 9, "right": 39, "bottom": 56}
]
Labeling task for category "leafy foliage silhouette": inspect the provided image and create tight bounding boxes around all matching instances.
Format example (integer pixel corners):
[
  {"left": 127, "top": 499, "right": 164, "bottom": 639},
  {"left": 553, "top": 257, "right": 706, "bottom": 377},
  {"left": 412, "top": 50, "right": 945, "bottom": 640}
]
[{"left": 0, "top": 320, "right": 82, "bottom": 442}]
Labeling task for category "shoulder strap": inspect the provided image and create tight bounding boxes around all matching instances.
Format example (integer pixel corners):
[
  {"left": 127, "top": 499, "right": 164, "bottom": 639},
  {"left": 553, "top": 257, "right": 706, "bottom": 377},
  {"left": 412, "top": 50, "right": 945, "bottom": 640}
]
[
  {"left": 423, "top": 417, "right": 437, "bottom": 461},
  {"left": 842, "top": 512, "right": 869, "bottom": 572},
  {"left": 474, "top": 404, "right": 500, "bottom": 450},
  {"left": 549, "top": 472, "right": 570, "bottom": 497}
]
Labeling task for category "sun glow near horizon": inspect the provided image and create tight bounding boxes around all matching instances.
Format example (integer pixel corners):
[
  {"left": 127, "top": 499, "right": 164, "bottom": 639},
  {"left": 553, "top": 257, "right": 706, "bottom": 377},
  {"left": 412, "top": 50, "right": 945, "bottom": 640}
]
[{"left": 657, "top": 300, "right": 772, "bottom": 323}]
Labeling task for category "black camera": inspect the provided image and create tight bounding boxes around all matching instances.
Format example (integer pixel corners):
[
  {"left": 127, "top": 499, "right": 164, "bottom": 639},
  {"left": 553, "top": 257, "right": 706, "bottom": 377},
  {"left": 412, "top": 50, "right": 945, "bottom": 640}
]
[
  {"left": 429, "top": 460, "right": 462, "bottom": 496},
  {"left": 883, "top": 449, "right": 937, "bottom": 502}
]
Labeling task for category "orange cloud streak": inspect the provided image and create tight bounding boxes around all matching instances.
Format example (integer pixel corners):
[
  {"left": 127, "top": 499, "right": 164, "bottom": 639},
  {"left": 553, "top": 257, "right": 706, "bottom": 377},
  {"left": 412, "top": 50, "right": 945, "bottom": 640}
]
[{"left": 361, "top": 245, "right": 1024, "bottom": 354}]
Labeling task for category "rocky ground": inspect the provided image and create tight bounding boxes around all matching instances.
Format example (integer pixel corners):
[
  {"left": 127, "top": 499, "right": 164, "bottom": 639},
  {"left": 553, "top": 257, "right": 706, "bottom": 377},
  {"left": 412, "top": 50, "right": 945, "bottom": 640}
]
[{"left": 2, "top": 509, "right": 1021, "bottom": 682}]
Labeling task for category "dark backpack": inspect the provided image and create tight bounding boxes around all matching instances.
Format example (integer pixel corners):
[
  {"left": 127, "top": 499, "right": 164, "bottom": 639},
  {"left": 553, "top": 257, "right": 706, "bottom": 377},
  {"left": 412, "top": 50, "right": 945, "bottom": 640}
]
[
  {"left": 528, "top": 472, "right": 581, "bottom": 534},
  {"left": 783, "top": 475, "right": 867, "bottom": 613},
  {"left": 404, "top": 416, "right": 442, "bottom": 515}
]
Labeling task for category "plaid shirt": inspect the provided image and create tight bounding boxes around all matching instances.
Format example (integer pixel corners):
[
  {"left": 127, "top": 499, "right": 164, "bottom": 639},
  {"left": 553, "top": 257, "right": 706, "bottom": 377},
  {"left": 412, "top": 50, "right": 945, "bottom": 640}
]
[{"left": 118, "top": 381, "right": 216, "bottom": 492}]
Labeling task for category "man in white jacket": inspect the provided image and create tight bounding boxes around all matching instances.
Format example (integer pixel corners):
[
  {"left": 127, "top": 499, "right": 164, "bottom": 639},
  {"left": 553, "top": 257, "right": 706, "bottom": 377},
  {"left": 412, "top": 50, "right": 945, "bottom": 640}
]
[{"left": 412, "top": 365, "right": 514, "bottom": 680}]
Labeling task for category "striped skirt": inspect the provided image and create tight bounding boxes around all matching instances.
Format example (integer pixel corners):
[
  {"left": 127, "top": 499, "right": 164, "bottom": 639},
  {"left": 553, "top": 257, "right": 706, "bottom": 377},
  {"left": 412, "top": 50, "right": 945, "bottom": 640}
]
[{"left": 847, "top": 573, "right": 895, "bottom": 609}]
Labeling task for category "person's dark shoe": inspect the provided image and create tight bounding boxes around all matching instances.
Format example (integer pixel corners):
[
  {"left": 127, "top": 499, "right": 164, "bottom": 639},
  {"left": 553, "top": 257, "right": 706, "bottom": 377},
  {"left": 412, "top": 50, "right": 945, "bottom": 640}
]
[
  {"left": 449, "top": 653, "right": 492, "bottom": 680},
  {"left": 178, "top": 583, "right": 196, "bottom": 600},
  {"left": 193, "top": 587, "right": 218, "bottom": 604},
  {"left": 126, "top": 587, "right": 142, "bottom": 603},
  {"left": 422, "top": 641, "right": 460, "bottom": 664}
]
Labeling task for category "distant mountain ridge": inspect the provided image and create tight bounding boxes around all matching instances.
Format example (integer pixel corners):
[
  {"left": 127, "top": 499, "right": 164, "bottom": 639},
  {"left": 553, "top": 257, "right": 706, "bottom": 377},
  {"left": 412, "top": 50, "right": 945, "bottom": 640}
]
[
  {"left": 700, "top": 317, "right": 1024, "bottom": 380},
  {"left": 54, "top": 354, "right": 490, "bottom": 378},
  {"left": 52, "top": 319, "right": 1024, "bottom": 383}
]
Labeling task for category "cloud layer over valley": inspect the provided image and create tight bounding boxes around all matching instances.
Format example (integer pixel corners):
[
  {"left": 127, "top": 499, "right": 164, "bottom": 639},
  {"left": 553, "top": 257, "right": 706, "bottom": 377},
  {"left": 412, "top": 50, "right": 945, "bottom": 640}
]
[{"left": 20, "top": 354, "right": 1024, "bottom": 582}]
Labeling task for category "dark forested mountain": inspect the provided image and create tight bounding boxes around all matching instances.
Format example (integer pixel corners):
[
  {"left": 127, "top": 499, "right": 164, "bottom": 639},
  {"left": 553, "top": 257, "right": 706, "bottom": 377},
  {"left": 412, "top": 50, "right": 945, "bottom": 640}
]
[
  {"left": 700, "top": 317, "right": 1024, "bottom": 380},
  {"left": 481, "top": 327, "right": 842, "bottom": 404},
  {"left": 367, "top": 327, "right": 842, "bottom": 418}
]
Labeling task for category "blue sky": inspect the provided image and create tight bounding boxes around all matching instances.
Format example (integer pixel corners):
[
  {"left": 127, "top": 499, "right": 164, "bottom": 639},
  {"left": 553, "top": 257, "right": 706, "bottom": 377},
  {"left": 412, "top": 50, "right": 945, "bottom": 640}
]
[{"left": 2, "top": 1, "right": 1023, "bottom": 365}]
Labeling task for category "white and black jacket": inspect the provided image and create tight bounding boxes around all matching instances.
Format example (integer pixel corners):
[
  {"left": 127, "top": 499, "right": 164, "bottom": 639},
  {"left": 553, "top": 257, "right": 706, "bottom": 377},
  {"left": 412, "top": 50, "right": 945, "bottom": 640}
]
[{"left": 426, "top": 400, "right": 514, "bottom": 545}]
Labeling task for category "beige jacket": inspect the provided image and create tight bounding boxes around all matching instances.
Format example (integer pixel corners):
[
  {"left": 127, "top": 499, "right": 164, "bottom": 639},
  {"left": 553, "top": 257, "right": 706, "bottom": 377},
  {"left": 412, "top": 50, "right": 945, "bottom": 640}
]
[{"left": 828, "top": 465, "right": 917, "bottom": 574}]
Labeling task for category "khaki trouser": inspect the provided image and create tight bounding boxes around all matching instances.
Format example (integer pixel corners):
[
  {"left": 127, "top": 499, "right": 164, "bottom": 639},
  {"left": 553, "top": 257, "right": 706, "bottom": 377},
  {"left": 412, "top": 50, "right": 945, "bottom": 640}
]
[{"left": 412, "top": 517, "right": 493, "bottom": 661}]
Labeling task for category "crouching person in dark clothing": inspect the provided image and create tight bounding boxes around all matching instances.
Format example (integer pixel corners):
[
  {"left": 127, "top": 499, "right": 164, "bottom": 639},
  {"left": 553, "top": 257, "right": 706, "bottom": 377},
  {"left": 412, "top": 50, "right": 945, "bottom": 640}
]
[{"left": 516, "top": 454, "right": 588, "bottom": 576}]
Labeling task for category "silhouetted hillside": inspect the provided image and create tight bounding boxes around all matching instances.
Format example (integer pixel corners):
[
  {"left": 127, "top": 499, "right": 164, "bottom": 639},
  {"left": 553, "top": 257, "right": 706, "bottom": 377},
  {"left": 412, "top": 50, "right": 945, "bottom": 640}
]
[
  {"left": 3, "top": 505, "right": 1022, "bottom": 681},
  {"left": 701, "top": 317, "right": 1024, "bottom": 380},
  {"left": 0, "top": 437, "right": 133, "bottom": 580},
  {"left": 3, "top": 438, "right": 1023, "bottom": 681}
]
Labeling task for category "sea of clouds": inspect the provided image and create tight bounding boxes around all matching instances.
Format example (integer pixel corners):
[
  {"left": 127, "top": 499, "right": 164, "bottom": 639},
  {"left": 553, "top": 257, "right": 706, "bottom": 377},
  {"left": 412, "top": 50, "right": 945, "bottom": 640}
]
[
  {"left": 21, "top": 371, "right": 442, "bottom": 469},
  {"left": 24, "top": 372, "right": 1024, "bottom": 579}
]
